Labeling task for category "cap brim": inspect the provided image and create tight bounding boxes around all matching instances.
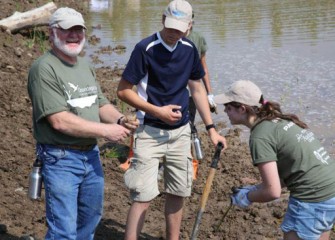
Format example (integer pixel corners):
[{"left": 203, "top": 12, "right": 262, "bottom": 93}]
[
  {"left": 164, "top": 17, "right": 189, "bottom": 33},
  {"left": 58, "top": 21, "right": 87, "bottom": 30},
  {"left": 214, "top": 93, "right": 233, "bottom": 105}
]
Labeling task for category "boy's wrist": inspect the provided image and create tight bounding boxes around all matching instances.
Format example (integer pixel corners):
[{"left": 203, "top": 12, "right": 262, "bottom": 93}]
[{"left": 205, "top": 124, "right": 216, "bottom": 131}]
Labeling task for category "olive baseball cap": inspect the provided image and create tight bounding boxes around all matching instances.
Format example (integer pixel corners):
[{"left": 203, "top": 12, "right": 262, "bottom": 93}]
[
  {"left": 164, "top": 0, "right": 193, "bottom": 33},
  {"left": 49, "top": 7, "right": 86, "bottom": 29},
  {"left": 214, "top": 80, "right": 263, "bottom": 107}
]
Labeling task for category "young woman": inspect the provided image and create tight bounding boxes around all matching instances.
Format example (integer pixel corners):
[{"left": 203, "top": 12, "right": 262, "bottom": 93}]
[{"left": 215, "top": 80, "right": 335, "bottom": 240}]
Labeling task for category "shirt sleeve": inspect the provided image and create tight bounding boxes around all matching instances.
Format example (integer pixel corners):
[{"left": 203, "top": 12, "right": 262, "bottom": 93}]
[
  {"left": 28, "top": 62, "right": 68, "bottom": 122},
  {"left": 249, "top": 137, "right": 278, "bottom": 166},
  {"left": 199, "top": 34, "right": 208, "bottom": 55},
  {"left": 122, "top": 43, "right": 147, "bottom": 85},
  {"left": 190, "top": 46, "right": 205, "bottom": 80}
]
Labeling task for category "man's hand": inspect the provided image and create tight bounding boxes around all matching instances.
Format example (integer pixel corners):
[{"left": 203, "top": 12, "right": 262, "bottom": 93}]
[
  {"left": 207, "top": 94, "right": 217, "bottom": 114},
  {"left": 156, "top": 105, "right": 182, "bottom": 125},
  {"left": 104, "top": 124, "right": 130, "bottom": 143},
  {"left": 119, "top": 115, "right": 139, "bottom": 131},
  {"left": 230, "top": 185, "right": 257, "bottom": 208}
]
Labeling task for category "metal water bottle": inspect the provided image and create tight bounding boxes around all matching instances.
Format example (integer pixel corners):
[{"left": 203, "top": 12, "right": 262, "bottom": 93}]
[
  {"left": 191, "top": 133, "right": 203, "bottom": 160},
  {"left": 28, "top": 158, "right": 43, "bottom": 200}
]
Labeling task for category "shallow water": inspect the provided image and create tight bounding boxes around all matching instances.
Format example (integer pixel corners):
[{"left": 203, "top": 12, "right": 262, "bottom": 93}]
[{"left": 86, "top": 0, "right": 335, "bottom": 152}]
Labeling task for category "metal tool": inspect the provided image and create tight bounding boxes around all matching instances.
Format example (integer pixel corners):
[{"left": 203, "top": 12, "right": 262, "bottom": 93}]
[{"left": 214, "top": 201, "right": 234, "bottom": 232}]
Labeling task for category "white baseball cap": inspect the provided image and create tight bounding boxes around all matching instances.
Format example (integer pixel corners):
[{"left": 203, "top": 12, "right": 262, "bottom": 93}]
[
  {"left": 50, "top": 7, "right": 86, "bottom": 29},
  {"left": 164, "top": 0, "right": 193, "bottom": 33},
  {"left": 214, "top": 80, "right": 263, "bottom": 107}
]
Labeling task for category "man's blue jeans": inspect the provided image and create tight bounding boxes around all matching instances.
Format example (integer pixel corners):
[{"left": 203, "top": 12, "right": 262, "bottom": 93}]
[{"left": 37, "top": 144, "right": 104, "bottom": 240}]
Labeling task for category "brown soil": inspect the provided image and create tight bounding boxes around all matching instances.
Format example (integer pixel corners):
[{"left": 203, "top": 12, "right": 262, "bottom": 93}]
[{"left": 0, "top": 1, "right": 333, "bottom": 240}]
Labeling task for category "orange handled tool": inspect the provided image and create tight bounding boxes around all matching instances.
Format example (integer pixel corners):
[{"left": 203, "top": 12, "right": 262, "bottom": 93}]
[
  {"left": 119, "top": 115, "right": 137, "bottom": 171},
  {"left": 119, "top": 135, "right": 133, "bottom": 171}
]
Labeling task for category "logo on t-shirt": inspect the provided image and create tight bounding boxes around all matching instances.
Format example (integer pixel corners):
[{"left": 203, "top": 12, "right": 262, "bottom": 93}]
[
  {"left": 314, "top": 147, "right": 330, "bottom": 165},
  {"left": 63, "top": 82, "right": 98, "bottom": 108}
]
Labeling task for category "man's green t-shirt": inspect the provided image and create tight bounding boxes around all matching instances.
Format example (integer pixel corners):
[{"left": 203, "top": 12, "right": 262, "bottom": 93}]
[
  {"left": 186, "top": 29, "right": 208, "bottom": 97},
  {"left": 28, "top": 50, "right": 109, "bottom": 145},
  {"left": 250, "top": 119, "right": 335, "bottom": 202},
  {"left": 187, "top": 30, "right": 208, "bottom": 59}
]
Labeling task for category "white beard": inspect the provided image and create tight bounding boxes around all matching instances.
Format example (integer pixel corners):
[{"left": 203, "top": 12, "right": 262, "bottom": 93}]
[{"left": 53, "top": 29, "right": 85, "bottom": 57}]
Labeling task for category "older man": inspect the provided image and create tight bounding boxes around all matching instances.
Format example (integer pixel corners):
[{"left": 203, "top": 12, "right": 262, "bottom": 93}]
[{"left": 28, "top": 7, "right": 138, "bottom": 240}]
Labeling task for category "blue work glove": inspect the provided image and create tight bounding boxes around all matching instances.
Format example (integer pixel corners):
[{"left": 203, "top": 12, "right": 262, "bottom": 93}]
[{"left": 231, "top": 185, "right": 257, "bottom": 208}]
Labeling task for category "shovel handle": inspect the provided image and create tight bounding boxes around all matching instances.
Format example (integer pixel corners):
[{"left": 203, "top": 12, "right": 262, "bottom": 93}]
[
  {"left": 191, "top": 142, "right": 223, "bottom": 240},
  {"left": 201, "top": 142, "right": 223, "bottom": 208},
  {"left": 199, "top": 168, "right": 216, "bottom": 210}
]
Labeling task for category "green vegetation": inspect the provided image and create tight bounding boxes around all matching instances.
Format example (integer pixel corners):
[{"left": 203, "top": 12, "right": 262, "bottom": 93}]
[
  {"left": 103, "top": 144, "right": 128, "bottom": 160},
  {"left": 25, "top": 28, "right": 48, "bottom": 53},
  {"left": 120, "top": 101, "right": 127, "bottom": 114}
]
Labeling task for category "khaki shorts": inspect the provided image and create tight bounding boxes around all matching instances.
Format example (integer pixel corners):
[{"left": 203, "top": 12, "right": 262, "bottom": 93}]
[{"left": 124, "top": 124, "right": 193, "bottom": 202}]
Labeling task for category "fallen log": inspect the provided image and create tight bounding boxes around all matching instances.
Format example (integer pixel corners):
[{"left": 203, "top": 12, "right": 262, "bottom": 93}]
[{"left": 0, "top": 2, "right": 57, "bottom": 34}]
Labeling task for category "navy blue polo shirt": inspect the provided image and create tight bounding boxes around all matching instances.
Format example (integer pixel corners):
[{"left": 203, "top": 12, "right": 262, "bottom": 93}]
[{"left": 122, "top": 32, "right": 205, "bottom": 129}]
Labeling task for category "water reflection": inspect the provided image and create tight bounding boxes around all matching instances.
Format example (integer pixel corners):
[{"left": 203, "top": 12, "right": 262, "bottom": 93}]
[{"left": 86, "top": 0, "right": 335, "bottom": 152}]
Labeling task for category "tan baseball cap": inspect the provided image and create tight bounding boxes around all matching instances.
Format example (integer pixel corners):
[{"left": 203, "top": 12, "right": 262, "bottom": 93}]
[
  {"left": 214, "top": 80, "right": 263, "bottom": 106},
  {"left": 50, "top": 7, "right": 86, "bottom": 29},
  {"left": 164, "top": 0, "right": 193, "bottom": 33}
]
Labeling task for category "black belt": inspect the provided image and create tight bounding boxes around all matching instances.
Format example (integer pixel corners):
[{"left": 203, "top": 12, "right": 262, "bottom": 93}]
[{"left": 54, "top": 144, "right": 95, "bottom": 151}]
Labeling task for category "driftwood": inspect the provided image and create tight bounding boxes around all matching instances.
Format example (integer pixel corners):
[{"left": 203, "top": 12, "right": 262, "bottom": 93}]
[{"left": 0, "top": 2, "right": 57, "bottom": 34}]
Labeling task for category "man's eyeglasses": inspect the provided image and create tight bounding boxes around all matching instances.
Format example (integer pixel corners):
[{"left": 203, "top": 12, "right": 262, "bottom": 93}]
[{"left": 54, "top": 27, "right": 85, "bottom": 35}]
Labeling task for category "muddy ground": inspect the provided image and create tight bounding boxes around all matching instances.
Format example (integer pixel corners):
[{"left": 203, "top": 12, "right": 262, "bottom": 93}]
[{"left": 0, "top": 1, "right": 333, "bottom": 240}]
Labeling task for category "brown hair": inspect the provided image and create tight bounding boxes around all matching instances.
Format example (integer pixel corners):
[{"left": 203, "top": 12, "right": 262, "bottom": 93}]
[{"left": 245, "top": 95, "right": 308, "bottom": 129}]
